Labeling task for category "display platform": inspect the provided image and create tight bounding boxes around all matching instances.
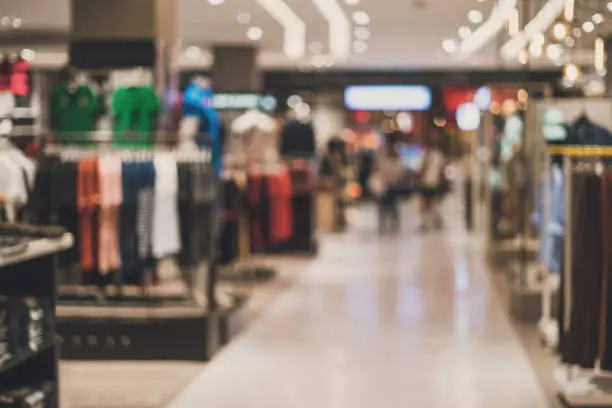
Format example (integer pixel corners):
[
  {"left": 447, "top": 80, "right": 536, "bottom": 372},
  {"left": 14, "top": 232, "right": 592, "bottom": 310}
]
[{"left": 57, "top": 293, "right": 247, "bottom": 361}]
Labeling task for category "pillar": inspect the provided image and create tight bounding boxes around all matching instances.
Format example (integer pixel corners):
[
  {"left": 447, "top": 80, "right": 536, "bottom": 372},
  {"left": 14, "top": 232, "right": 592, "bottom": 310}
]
[{"left": 211, "top": 46, "right": 261, "bottom": 92}]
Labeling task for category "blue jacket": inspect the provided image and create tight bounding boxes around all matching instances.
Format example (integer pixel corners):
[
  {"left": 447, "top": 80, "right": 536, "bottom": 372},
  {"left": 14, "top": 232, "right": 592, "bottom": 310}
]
[{"left": 182, "top": 82, "right": 222, "bottom": 173}]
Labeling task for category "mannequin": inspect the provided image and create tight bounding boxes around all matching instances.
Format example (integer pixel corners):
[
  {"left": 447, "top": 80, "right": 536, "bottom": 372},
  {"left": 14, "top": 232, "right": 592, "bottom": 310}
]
[
  {"left": 181, "top": 76, "right": 221, "bottom": 172},
  {"left": 229, "top": 108, "right": 278, "bottom": 165},
  {"left": 50, "top": 65, "right": 100, "bottom": 137}
]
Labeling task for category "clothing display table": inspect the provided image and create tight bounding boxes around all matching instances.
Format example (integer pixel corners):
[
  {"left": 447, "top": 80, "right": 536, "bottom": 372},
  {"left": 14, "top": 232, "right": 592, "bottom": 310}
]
[{"left": 0, "top": 233, "right": 72, "bottom": 407}]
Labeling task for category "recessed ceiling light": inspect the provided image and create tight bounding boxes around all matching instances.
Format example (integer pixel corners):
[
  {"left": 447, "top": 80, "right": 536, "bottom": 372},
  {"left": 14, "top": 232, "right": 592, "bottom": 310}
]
[
  {"left": 564, "top": 36, "right": 575, "bottom": 47},
  {"left": 608, "top": 1, "right": 612, "bottom": 11},
  {"left": 592, "top": 13, "right": 604, "bottom": 24},
  {"left": 352, "top": 11, "right": 370, "bottom": 25},
  {"left": 185, "top": 46, "right": 202, "bottom": 59},
  {"left": 311, "top": 54, "right": 326, "bottom": 68},
  {"left": 344, "top": 0, "right": 360, "bottom": 4},
  {"left": 353, "top": 40, "right": 368, "bottom": 53},
  {"left": 546, "top": 44, "right": 562, "bottom": 60},
  {"left": 442, "top": 39, "right": 457, "bottom": 53},
  {"left": 518, "top": 50, "right": 528, "bottom": 65},
  {"left": 247, "top": 26, "right": 264, "bottom": 40},
  {"left": 20, "top": 49, "right": 35, "bottom": 61},
  {"left": 467, "top": 10, "right": 483, "bottom": 24},
  {"left": 552, "top": 22, "right": 567, "bottom": 40},
  {"left": 237, "top": 13, "right": 251, "bottom": 24},
  {"left": 354, "top": 27, "right": 370, "bottom": 40},
  {"left": 287, "top": 95, "right": 303, "bottom": 108},
  {"left": 583, "top": 21, "right": 595, "bottom": 33},
  {"left": 308, "top": 41, "right": 324, "bottom": 54},
  {"left": 12, "top": 18, "right": 21, "bottom": 28},
  {"left": 458, "top": 26, "right": 472, "bottom": 39},
  {"left": 208, "top": 0, "right": 225, "bottom": 5},
  {"left": 529, "top": 41, "right": 543, "bottom": 58},
  {"left": 532, "top": 32, "right": 545, "bottom": 45},
  {"left": 0, "top": 17, "right": 8, "bottom": 26},
  {"left": 572, "top": 27, "right": 582, "bottom": 37}
]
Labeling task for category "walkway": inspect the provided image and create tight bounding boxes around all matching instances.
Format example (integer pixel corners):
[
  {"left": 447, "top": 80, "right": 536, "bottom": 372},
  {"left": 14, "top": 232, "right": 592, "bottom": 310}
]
[{"left": 167, "top": 197, "right": 549, "bottom": 408}]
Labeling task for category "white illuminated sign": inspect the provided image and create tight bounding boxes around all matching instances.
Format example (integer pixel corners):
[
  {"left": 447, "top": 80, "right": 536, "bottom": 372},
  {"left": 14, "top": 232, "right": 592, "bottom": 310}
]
[
  {"left": 213, "top": 94, "right": 277, "bottom": 111},
  {"left": 344, "top": 85, "right": 432, "bottom": 111}
]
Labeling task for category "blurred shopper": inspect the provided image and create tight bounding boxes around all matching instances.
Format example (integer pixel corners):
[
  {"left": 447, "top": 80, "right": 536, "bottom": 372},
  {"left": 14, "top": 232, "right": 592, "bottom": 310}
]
[
  {"left": 372, "top": 136, "right": 404, "bottom": 233},
  {"left": 320, "top": 137, "right": 349, "bottom": 231},
  {"left": 419, "top": 133, "right": 447, "bottom": 231}
]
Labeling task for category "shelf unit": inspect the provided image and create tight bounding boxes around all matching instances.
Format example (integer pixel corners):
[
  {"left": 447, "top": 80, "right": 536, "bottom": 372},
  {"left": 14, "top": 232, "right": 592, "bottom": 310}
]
[{"left": 0, "top": 234, "right": 72, "bottom": 407}]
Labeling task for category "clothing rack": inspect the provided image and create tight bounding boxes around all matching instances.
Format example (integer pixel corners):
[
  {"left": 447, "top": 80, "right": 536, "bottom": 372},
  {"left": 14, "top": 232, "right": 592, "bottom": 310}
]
[
  {"left": 29, "top": 132, "right": 232, "bottom": 360},
  {"left": 548, "top": 145, "right": 612, "bottom": 407}
]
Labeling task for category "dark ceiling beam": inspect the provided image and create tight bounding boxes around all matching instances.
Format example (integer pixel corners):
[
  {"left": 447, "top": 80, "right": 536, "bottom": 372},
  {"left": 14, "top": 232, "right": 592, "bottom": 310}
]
[{"left": 0, "top": 30, "right": 68, "bottom": 46}]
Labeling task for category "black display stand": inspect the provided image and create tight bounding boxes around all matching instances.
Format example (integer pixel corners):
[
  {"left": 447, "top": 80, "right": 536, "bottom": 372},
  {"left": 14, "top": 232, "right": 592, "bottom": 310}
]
[{"left": 0, "top": 234, "right": 73, "bottom": 407}]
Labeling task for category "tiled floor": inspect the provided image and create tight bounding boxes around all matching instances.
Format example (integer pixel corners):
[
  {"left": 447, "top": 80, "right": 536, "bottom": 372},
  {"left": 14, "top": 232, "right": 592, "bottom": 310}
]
[{"left": 167, "top": 197, "right": 550, "bottom": 408}]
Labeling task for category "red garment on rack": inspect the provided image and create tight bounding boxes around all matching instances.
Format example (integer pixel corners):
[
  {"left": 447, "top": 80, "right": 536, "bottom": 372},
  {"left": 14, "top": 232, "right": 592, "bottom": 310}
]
[
  {"left": 267, "top": 170, "right": 293, "bottom": 242},
  {"left": 77, "top": 158, "right": 99, "bottom": 271},
  {"left": 10, "top": 59, "right": 29, "bottom": 96}
]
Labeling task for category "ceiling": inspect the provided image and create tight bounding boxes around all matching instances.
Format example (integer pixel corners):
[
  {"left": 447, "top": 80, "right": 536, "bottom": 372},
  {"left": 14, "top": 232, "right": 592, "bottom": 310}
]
[{"left": 0, "top": 0, "right": 584, "bottom": 70}]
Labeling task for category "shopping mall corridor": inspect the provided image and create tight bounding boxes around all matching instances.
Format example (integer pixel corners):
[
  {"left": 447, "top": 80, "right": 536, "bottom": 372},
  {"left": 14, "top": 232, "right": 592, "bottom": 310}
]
[{"left": 167, "top": 195, "right": 549, "bottom": 408}]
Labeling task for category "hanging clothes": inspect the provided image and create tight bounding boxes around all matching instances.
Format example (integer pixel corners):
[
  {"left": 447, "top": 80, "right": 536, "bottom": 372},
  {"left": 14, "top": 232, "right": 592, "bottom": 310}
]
[
  {"left": 97, "top": 155, "right": 122, "bottom": 274},
  {"left": 279, "top": 119, "right": 316, "bottom": 157},
  {"left": 50, "top": 84, "right": 100, "bottom": 133},
  {"left": 152, "top": 153, "right": 181, "bottom": 258}
]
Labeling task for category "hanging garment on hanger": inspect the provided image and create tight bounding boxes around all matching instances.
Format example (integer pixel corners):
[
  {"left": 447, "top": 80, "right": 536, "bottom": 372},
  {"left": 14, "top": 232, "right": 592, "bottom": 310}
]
[
  {"left": 50, "top": 84, "right": 100, "bottom": 133},
  {"left": 97, "top": 155, "right": 122, "bottom": 274},
  {"left": 566, "top": 116, "right": 612, "bottom": 146},
  {"left": 77, "top": 158, "right": 99, "bottom": 271},
  {"left": 279, "top": 119, "right": 316, "bottom": 158},
  {"left": 230, "top": 109, "right": 278, "bottom": 164},
  {"left": 152, "top": 152, "right": 181, "bottom": 258}
]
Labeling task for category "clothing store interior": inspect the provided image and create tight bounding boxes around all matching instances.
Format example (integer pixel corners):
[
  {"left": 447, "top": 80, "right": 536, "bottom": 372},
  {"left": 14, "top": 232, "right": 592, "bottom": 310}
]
[{"left": 2, "top": 0, "right": 612, "bottom": 407}]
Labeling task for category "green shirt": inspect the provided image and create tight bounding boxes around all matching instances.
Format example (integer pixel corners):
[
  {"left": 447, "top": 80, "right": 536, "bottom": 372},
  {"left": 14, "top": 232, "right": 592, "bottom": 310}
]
[
  {"left": 112, "top": 86, "right": 160, "bottom": 146},
  {"left": 50, "top": 85, "right": 100, "bottom": 136}
]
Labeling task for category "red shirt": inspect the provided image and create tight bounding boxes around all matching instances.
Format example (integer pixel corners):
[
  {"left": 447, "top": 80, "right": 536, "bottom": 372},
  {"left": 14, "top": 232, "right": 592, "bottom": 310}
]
[{"left": 11, "top": 59, "right": 29, "bottom": 96}]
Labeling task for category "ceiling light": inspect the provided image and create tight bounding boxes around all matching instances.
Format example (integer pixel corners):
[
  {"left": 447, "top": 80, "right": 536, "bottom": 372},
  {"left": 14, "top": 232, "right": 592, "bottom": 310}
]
[
  {"left": 287, "top": 95, "right": 303, "bottom": 108},
  {"left": 608, "top": 1, "right": 612, "bottom": 11},
  {"left": 0, "top": 17, "right": 8, "bottom": 26},
  {"left": 500, "top": 0, "right": 566, "bottom": 60},
  {"left": 312, "top": 0, "right": 351, "bottom": 61},
  {"left": 593, "top": 13, "right": 604, "bottom": 24},
  {"left": 509, "top": 8, "right": 520, "bottom": 36},
  {"left": 461, "top": 0, "right": 518, "bottom": 55},
  {"left": 533, "top": 32, "right": 545, "bottom": 45},
  {"left": 344, "top": 0, "right": 360, "bottom": 4},
  {"left": 255, "top": 0, "right": 306, "bottom": 59},
  {"left": 564, "top": 36, "right": 575, "bottom": 47},
  {"left": 563, "top": 62, "right": 580, "bottom": 81},
  {"left": 442, "top": 39, "right": 457, "bottom": 53},
  {"left": 20, "top": 49, "right": 35, "bottom": 61},
  {"left": 595, "top": 37, "right": 605, "bottom": 73},
  {"left": 529, "top": 41, "right": 543, "bottom": 57},
  {"left": 237, "top": 13, "right": 251, "bottom": 24},
  {"left": 353, "top": 40, "right": 368, "bottom": 53},
  {"left": 352, "top": 11, "right": 370, "bottom": 25},
  {"left": 572, "top": 27, "right": 582, "bottom": 37},
  {"left": 324, "top": 55, "right": 336, "bottom": 67},
  {"left": 311, "top": 54, "right": 326, "bottom": 68},
  {"left": 354, "top": 27, "right": 370, "bottom": 40},
  {"left": 308, "top": 41, "right": 324, "bottom": 53},
  {"left": 185, "top": 46, "right": 202, "bottom": 59},
  {"left": 552, "top": 21, "right": 567, "bottom": 40},
  {"left": 583, "top": 21, "right": 595, "bottom": 33},
  {"left": 208, "top": 0, "right": 225, "bottom": 5},
  {"left": 564, "top": 0, "right": 574, "bottom": 21},
  {"left": 458, "top": 26, "right": 472, "bottom": 39},
  {"left": 468, "top": 10, "right": 484, "bottom": 24},
  {"left": 247, "top": 26, "right": 264, "bottom": 41},
  {"left": 12, "top": 18, "right": 21, "bottom": 28},
  {"left": 546, "top": 43, "right": 562, "bottom": 60},
  {"left": 518, "top": 50, "right": 528, "bottom": 64}
]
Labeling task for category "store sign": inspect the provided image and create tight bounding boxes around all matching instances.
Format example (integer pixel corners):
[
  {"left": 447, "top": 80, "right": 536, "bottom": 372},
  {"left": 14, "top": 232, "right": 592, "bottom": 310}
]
[
  {"left": 344, "top": 85, "right": 432, "bottom": 111},
  {"left": 213, "top": 93, "right": 277, "bottom": 111}
]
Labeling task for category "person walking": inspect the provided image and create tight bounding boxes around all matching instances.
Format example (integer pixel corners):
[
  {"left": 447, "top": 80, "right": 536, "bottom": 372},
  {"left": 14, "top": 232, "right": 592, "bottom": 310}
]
[
  {"left": 373, "top": 136, "right": 404, "bottom": 233},
  {"left": 419, "top": 134, "right": 447, "bottom": 231}
]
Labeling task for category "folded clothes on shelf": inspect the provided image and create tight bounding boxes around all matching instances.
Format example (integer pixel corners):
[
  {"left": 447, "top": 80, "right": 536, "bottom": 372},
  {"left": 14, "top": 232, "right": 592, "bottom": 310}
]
[
  {"left": 0, "top": 381, "right": 56, "bottom": 408},
  {"left": 0, "top": 236, "right": 29, "bottom": 258},
  {"left": 0, "top": 222, "right": 67, "bottom": 239}
]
